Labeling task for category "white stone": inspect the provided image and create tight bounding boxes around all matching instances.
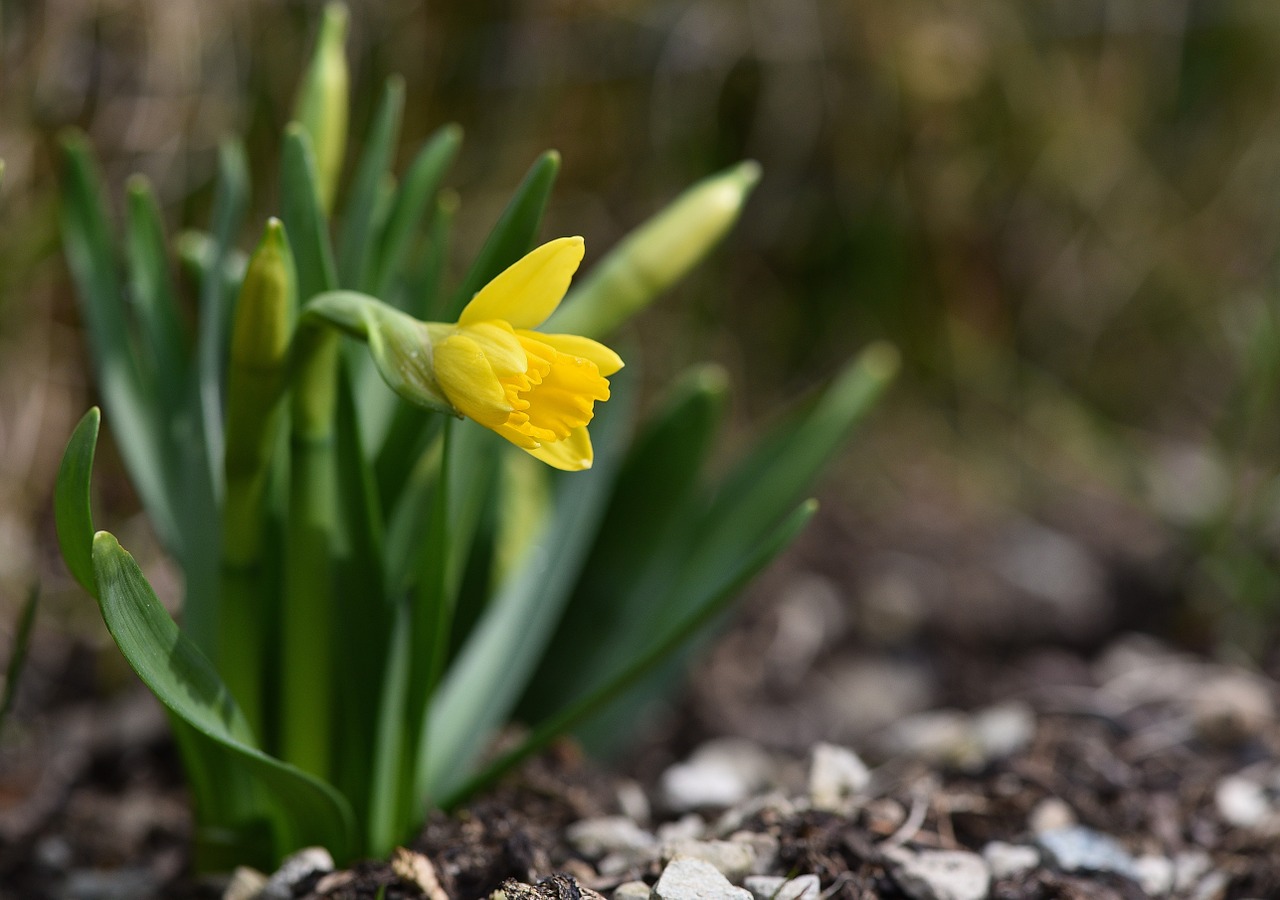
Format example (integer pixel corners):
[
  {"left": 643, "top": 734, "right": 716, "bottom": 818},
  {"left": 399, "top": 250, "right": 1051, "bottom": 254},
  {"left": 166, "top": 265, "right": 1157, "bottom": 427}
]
[
  {"left": 222, "top": 866, "right": 268, "bottom": 900},
  {"left": 1028, "top": 797, "right": 1076, "bottom": 834},
  {"left": 1173, "top": 851, "right": 1212, "bottom": 892},
  {"left": 972, "top": 703, "right": 1035, "bottom": 761},
  {"left": 1190, "top": 674, "right": 1274, "bottom": 744},
  {"left": 614, "top": 881, "right": 652, "bottom": 900},
  {"left": 886, "top": 848, "right": 991, "bottom": 900},
  {"left": 881, "top": 710, "right": 983, "bottom": 771},
  {"left": 729, "top": 831, "right": 780, "bottom": 875},
  {"left": 1133, "top": 855, "right": 1174, "bottom": 897},
  {"left": 1215, "top": 775, "right": 1269, "bottom": 828},
  {"left": 568, "top": 816, "right": 658, "bottom": 858},
  {"left": 661, "top": 840, "right": 757, "bottom": 883},
  {"left": 807, "top": 743, "right": 870, "bottom": 811},
  {"left": 660, "top": 739, "right": 775, "bottom": 811},
  {"left": 652, "top": 856, "right": 752, "bottom": 900},
  {"left": 743, "top": 874, "right": 820, "bottom": 900},
  {"left": 980, "top": 842, "right": 1038, "bottom": 880},
  {"left": 1036, "top": 827, "right": 1135, "bottom": 877},
  {"left": 617, "top": 780, "right": 653, "bottom": 826},
  {"left": 260, "top": 846, "right": 334, "bottom": 900},
  {"left": 657, "top": 814, "right": 706, "bottom": 843}
]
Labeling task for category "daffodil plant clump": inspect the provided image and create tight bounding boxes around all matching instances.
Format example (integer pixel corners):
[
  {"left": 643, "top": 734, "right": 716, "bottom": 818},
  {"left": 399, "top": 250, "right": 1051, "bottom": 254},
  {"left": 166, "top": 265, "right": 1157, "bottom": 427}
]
[{"left": 54, "top": 2, "right": 897, "bottom": 872}]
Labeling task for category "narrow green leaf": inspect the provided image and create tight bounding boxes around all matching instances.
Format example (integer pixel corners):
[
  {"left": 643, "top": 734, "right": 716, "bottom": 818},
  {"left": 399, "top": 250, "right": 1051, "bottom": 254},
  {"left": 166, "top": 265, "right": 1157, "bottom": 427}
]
[
  {"left": 413, "top": 191, "right": 458, "bottom": 321},
  {"left": 520, "top": 363, "right": 727, "bottom": 721},
  {"left": 59, "top": 134, "right": 177, "bottom": 549},
  {"left": 443, "top": 150, "right": 560, "bottom": 321},
  {"left": 125, "top": 175, "right": 189, "bottom": 414},
  {"left": 442, "top": 499, "right": 817, "bottom": 808},
  {"left": 0, "top": 586, "right": 38, "bottom": 730},
  {"left": 370, "top": 124, "right": 462, "bottom": 302},
  {"left": 197, "top": 138, "right": 250, "bottom": 499},
  {"left": 92, "top": 531, "right": 356, "bottom": 861},
  {"left": 282, "top": 124, "right": 339, "bottom": 302},
  {"left": 338, "top": 76, "right": 404, "bottom": 289},
  {"left": 420, "top": 364, "right": 634, "bottom": 802},
  {"left": 55, "top": 408, "right": 101, "bottom": 594}
]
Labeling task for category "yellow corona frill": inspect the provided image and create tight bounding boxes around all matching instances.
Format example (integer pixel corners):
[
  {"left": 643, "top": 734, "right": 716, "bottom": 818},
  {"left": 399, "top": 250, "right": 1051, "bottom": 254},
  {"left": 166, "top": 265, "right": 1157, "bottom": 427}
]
[{"left": 427, "top": 237, "right": 622, "bottom": 471}]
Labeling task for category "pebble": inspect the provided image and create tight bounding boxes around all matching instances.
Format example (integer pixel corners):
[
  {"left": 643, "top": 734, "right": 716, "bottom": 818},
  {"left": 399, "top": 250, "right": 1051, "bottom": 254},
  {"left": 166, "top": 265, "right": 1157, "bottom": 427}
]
[
  {"left": 657, "top": 814, "right": 706, "bottom": 843},
  {"left": 713, "top": 792, "right": 795, "bottom": 837},
  {"left": 980, "top": 841, "right": 1038, "bottom": 880},
  {"left": 617, "top": 780, "right": 653, "bottom": 826},
  {"left": 1028, "top": 797, "right": 1076, "bottom": 834},
  {"left": 880, "top": 710, "right": 982, "bottom": 771},
  {"left": 568, "top": 816, "right": 658, "bottom": 858},
  {"left": 222, "top": 867, "right": 268, "bottom": 900},
  {"left": 971, "top": 703, "right": 1035, "bottom": 761},
  {"left": 61, "top": 867, "right": 161, "bottom": 900},
  {"left": 661, "top": 739, "right": 775, "bottom": 811},
  {"left": 1036, "top": 827, "right": 1135, "bottom": 878},
  {"left": 728, "top": 830, "right": 779, "bottom": 875},
  {"left": 885, "top": 848, "right": 991, "bottom": 900},
  {"left": 1189, "top": 674, "right": 1274, "bottom": 744},
  {"left": 1133, "top": 855, "right": 1174, "bottom": 897},
  {"left": 807, "top": 743, "right": 870, "bottom": 811},
  {"left": 1173, "top": 851, "right": 1212, "bottom": 892},
  {"left": 652, "top": 855, "right": 752, "bottom": 900},
  {"left": 613, "top": 881, "right": 652, "bottom": 900},
  {"left": 743, "top": 874, "right": 820, "bottom": 900},
  {"left": 1214, "top": 775, "right": 1270, "bottom": 828},
  {"left": 661, "top": 839, "right": 756, "bottom": 883},
  {"left": 259, "top": 846, "right": 334, "bottom": 900}
]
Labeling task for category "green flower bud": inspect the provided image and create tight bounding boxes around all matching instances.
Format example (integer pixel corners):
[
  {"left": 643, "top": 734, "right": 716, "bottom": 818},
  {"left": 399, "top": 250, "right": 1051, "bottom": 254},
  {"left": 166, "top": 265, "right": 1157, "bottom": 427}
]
[
  {"left": 546, "top": 160, "right": 762, "bottom": 339},
  {"left": 293, "top": 2, "right": 349, "bottom": 214}
]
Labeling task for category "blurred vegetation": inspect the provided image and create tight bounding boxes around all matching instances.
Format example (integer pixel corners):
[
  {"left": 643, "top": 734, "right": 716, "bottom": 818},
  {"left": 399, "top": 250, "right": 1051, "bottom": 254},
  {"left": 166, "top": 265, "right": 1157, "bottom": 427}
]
[{"left": 7, "top": 0, "right": 1280, "bottom": 653}]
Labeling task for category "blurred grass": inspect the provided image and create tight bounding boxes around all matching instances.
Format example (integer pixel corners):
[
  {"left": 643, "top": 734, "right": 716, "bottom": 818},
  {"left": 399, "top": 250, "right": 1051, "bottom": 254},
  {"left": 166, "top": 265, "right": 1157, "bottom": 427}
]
[{"left": 7, "top": 0, "right": 1280, "bottom": 650}]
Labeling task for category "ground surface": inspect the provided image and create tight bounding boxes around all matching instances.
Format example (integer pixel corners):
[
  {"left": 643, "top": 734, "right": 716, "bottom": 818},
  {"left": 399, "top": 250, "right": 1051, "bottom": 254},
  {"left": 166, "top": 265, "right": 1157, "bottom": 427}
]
[{"left": 3, "top": 504, "right": 1280, "bottom": 900}]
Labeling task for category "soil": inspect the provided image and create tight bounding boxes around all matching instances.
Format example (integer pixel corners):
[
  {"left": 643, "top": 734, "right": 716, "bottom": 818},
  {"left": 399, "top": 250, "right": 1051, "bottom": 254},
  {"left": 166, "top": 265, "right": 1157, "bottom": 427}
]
[{"left": 3, "top": 502, "right": 1280, "bottom": 900}]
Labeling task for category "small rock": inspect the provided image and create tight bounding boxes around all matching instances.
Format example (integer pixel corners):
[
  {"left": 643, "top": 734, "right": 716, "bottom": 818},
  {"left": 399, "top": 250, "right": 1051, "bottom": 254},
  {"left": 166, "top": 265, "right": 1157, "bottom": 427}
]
[
  {"left": 1133, "top": 855, "right": 1174, "bottom": 897},
  {"left": 1037, "top": 827, "right": 1135, "bottom": 878},
  {"left": 885, "top": 848, "right": 990, "bottom": 900},
  {"left": 34, "top": 836, "right": 72, "bottom": 872},
  {"left": 821, "top": 657, "right": 936, "bottom": 739},
  {"left": 880, "top": 710, "right": 982, "bottom": 771},
  {"left": 392, "top": 847, "right": 448, "bottom": 900},
  {"left": 613, "top": 881, "right": 651, "bottom": 900},
  {"left": 661, "top": 840, "right": 756, "bottom": 883},
  {"left": 222, "top": 867, "right": 268, "bottom": 900},
  {"left": 652, "top": 856, "right": 752, "bottom": 900},
  {"left": 1173, "top": 851, "right": 1212, "bottom": 892},
  {"left": 971, "top": 703, "right": 1035, "bottom": 761},
  {"left": 743, "top": 874, "right": 820, "bottom": 900},
  {"left": 260, "top": 846, "right": 334, "bottom": 900},
  {"left": 314, "top": 870, "right": 358, "bottom": 893},
  {"left": 660, "top": 740, "right": 775, "bottom": 811},
  {"left": 981, "top": 842, "right": 1038, "bottom": 880},
  {"left": 1215, "top": 775, "right": 1270, "bottom": 828},
  {"left": 568, "top": 816, "right": 658, "bottom": 858},
  {"left": 617, "top": 780, "right": 652, "bottom": 826},
  {"left": 808, "top": 743, "right": 870, "bottom": 811},
  {"left": 1190, "top": 870, "right": 1230, "bottom": 900},
  {"left": 1028, "top": 797, "right": 1076, "bottom": 834},
  {"left": 729, "top": 831, "right": 779, "bottom": 875},
  {"left": 657, "top": 814, "right": 706, "bottom": 843},
  {"left": 1190, "top": 674, "right": 1274, "bottom": 744},
  {"left": 863, "top": 798, "right": 907, "bottom": 834}
]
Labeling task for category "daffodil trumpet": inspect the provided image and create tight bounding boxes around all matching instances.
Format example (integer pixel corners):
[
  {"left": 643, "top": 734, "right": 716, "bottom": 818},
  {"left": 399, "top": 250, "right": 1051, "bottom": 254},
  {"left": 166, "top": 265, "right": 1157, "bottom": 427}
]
[{"left": 299, "top": 236, "right": 623, "bottom": 471}]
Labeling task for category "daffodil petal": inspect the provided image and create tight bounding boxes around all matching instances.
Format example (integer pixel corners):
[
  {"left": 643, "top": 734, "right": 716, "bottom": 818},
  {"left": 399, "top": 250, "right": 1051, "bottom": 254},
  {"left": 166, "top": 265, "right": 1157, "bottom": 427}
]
[
  {"left": 459, "top": 236, "right": 585, "bottom": 329},
  {"left": 532, "top": 332, "right": 625, "bottom": 376},
  {"left": 432, "top": 333, "right": 511, "bottom": 428},
  {"left": 458, "top": 321, "right": 526, "bottom": 378},
  {"left": 526, "top": 426, "right": 593, "bottom": 471}
]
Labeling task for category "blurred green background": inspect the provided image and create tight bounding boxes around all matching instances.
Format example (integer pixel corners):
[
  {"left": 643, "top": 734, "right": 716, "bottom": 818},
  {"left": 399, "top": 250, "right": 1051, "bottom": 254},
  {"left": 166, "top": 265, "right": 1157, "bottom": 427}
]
[{"left": 6, "top": 0, "right": 1280, "bottom": 658}]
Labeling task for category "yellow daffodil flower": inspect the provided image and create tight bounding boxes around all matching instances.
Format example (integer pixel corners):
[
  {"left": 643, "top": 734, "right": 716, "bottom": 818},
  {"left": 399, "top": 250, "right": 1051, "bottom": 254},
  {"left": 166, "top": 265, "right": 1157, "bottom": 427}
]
[{"left": 427, "top": 236, "right": 623, "bottom": 471}]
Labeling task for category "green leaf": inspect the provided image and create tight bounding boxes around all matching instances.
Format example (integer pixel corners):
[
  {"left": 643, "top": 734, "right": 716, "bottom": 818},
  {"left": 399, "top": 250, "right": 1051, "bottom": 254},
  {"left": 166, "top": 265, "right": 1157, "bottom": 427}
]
[
  {"left": 442, "top": 499, "right": 817, "bottom": 808},
  {"left": 0, "top": 586, "right": 38, "bottom": 730},
  {"left": 443, "top": 150, "right": 560, "bottom": 321},
  {"left": 125, "top": 175, "right": 189, "bottom": 415},
  {"left": 55, "top": 407, "right": 101, "bottom": 595},
  {"left": 197, "top": 138, "right": 250, "bottom": 497},
  {"left": 370, "top": 124, "right": 462, "bottom": 302},
  {"left": 338, "top": 76, "right": 404, "bottom": 290},
  {"left": 520, "top": 363, "right": 728, "bottom": 721},
  {"left": 282, "top": 124, "right": 340, "bottom": 302},
  {"left": 92, "top": 531, "right": 356, "bottom": 862},
  {"left": 59, "top": 133, "right": 177, "bottom": 549},
  {"left": 420, "top": 364, "right": 635, "bottom": 802}
]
